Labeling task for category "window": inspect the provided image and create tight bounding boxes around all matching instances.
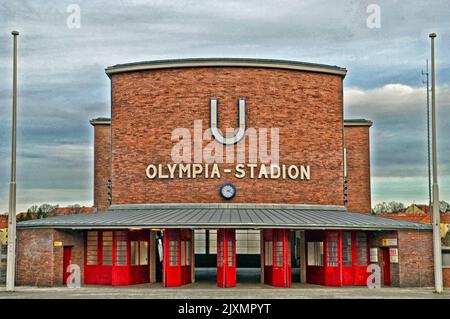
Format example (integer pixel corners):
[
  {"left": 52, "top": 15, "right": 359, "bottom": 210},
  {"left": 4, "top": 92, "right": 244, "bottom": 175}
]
[
  {"left": 185, "top": 241, "right": 191, "bottom": 266},
  {"left": 169, "top": 240, "right": 178, "bottom": 266},
  {"left": 307, "top": 242, "right": 324, "bottom": 266},
  {"left": 131, "top": 241, "right": 149, "bottom": 266},
  {"left": 115, "top": 231, "right": 127, "bottom": 266},
  {"left": 102, "top": 231, "right": 113, "bottom": 266},
  {"left": 86, "top": 231, "right": 98, "bottom": 265},
  {"left": 356, "top": 232, "right": 368, "bottom": 266},
  {"left": 275, "top": 241, "right": 284, "bottom": 267},
  {"left": 181, "top": 241, "right": 186, "bottom": 266},
  {"left": 443, "top": 248, "right": 450, "bottom": 267},
  {"left": 227, "top": 240, "right": 234, "bottom": 267},
  {"left": 131, "top": 241, "right": 139, "bottom": 266},
  {"left": 139, "top": 241, "right": 149, "bottom": 265},
  {"left": 194, "top": 230, "right": 206, "bottom": 254},
  {"left": 327, "top": 232, "right": 338, "bottom": 267},
  {"left": 236, "top": 230, "right": 260, "bottom": 255},
  {"left": 264, "top": 241, "right": 273, "bottom": 266},
  {"left": 342, "top": 232, "right": 353, "bottom": 266},
  {"left": 209, "top": 230, "right": 217, "bottom": 254}
]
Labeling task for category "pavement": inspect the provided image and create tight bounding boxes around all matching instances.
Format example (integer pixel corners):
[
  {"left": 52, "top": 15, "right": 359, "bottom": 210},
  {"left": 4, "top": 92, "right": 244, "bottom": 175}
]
[
  {"left": 0, "top": 283, "right": 449, "bottom": 299},
  {"left": 0, "top": 268, "right": 449, "bottom": 299}
]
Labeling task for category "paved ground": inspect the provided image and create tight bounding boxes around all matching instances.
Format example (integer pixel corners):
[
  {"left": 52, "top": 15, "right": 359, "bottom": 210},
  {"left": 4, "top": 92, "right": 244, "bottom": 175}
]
[
  {"left": 1, "top": 268, "right": 448, "bottom": 299},
  {"left": 0, "top": 284, "right": 449, "bottom": 299}
]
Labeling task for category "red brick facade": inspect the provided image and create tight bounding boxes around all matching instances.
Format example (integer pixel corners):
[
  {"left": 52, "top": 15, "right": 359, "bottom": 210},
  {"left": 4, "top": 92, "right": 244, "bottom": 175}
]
[
  {"left": 110, "top": 67, "right": 345, "bottom": 206},
  {"left": 16, "top": 229, "right": 84, "bottom": 286},
  {"left": 397, "top": 230, "right": 434, "bottom": 287},
  {"left": 444, "top": 268, "right": 450, "bottom": 287},
  {"left": 345, "top": 125, "right": 371, "bottom": 213},
  {"left": 92, "top": 121, "right": 111, "bottom": 211}
]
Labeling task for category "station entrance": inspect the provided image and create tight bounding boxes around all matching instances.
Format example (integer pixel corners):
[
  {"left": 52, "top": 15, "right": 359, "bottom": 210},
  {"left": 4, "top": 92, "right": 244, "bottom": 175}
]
[
  {"left": 194, "top": 229, "right": 262, "bottom": 286},
  {"left": 191, "top": 229, "right": 294, "bottom": 288}
]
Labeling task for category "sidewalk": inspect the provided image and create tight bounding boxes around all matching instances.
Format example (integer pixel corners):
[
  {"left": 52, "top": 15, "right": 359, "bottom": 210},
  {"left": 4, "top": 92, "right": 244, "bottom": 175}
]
[{"left": 0, "top": 283, "right": 449, "bottom": 299}]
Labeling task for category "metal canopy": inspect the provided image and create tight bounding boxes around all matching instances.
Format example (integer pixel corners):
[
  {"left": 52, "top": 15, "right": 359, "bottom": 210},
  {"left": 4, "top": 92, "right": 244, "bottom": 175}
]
[{"left": 17, "top": 204, "right": 431, "bottom": 231}]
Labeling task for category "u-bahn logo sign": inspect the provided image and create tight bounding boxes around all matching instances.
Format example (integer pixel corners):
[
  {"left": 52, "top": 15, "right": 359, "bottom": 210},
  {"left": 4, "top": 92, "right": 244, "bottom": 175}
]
[{"left": 210, "top": 98, "right": 246, "bottom": 145}]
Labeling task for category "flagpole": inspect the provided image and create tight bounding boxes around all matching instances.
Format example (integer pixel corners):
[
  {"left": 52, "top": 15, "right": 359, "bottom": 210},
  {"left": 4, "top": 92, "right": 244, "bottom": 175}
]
[{"left": 6, "top": 30, "right": 19, "bottom": 292}]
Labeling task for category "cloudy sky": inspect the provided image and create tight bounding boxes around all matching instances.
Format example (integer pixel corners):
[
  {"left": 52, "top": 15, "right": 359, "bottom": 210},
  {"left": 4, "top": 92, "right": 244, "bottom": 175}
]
[{"left": 0, "top": 0, "right": 449, "bottom": 213}]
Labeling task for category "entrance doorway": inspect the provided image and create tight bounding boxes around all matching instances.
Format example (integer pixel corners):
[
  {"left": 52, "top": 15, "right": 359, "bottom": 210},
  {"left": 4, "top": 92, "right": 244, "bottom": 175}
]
[
  {"left": 162, "top": 229, "right": 193, "bottom": 287},
  {"left": 217, "top": 229, "right": 236, "bottom": 287},
  {"left": 382, "top": 248, "right": 391, "bottom": 286},
  {"left": 262, "top": 229, "right": 291, "bottom": 287},
  {"left": 62, "top": 246, "right": 72, "bottom": 285}
]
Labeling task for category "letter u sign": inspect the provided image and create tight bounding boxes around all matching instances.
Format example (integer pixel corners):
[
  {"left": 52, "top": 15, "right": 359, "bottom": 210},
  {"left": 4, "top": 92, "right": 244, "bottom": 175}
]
[{"left": 210, "top": 98, "right": 247, "bottom": 145}]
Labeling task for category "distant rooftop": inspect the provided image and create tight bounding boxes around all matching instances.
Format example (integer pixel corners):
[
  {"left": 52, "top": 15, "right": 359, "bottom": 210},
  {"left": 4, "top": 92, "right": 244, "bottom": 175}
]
[{"left": 105, "top": 58, "right": 347, "bottom": 78}]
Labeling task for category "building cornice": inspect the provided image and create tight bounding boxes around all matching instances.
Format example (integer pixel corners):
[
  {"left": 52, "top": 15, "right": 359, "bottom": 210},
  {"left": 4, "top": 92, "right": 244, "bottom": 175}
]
[{"left": 105, "top": 58, "right": 347, "bottom": 78}]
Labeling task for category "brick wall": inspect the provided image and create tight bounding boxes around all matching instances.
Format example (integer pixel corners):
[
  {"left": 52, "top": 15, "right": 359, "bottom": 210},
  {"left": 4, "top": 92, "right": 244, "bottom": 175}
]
[
  {"left": 93, "top": 123, "right": 111, "bottom": 211},
  {"left": 16, "top": 229, "right": 84, "bottom": 287},
  {"left": 443, "top": 268, "right": 450, "bottom": 287},
  {"left": 397, "top": 230, "right": 434, "bottom": 287},
  {"left": 344, "top": 125, "right": 371, "bottom": 213},
  {"left": 110, "top": 67, "right": 345, "bottom": 205}
]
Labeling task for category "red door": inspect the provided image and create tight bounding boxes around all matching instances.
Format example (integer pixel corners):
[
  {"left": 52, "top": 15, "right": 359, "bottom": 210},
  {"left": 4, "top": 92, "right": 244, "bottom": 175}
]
[
  {"left": 63, "top": 246, "right": 72, "bottom": 285},
  {"left": 263, "top": 229, "right": 291, "bottom": 287},
  {"left": 272, "top": 229, "right": 291, "bottom": 287},
  {"left": 325, "top": 231, "right": 341, "bottom": 286},
  {"left": 382, "top": 248, "right": 391, "bottom": 286},
  {"left": 353, "top": 232, "right": 369, "bottom": 285},
  {"left": 341, "top": 231, "right": 354, "bottom": 285},
  {"left": 163, "top": 229, "right": 192, "bottom": 287},
  {"left": 163, "top": 229, "right": 181, "bottom": 287},
  {"left": 180, "top": 230, "right": 193, "bottom": 285},
  {"left": 217, "top": 229, "right": 236, "bottom": 288}
]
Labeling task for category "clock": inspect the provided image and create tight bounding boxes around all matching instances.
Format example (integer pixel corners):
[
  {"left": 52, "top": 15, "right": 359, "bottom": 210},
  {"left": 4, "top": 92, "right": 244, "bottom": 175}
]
[{"left": 220, "top": 183, "right": 236, "bottom": 200}]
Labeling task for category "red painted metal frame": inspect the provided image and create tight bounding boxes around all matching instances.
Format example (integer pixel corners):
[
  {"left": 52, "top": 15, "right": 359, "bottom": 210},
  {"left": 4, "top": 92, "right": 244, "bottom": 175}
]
[
  {"left": 263, "top": 229, "right": 291, "bottom": 288},
  {"left": 217, "top": 229, "right": 236, "bottom": 288},
  {"left": 84, "top": 229, "right": 150, "bottom": 286},
  {"left": 306, "top": 230, "right": 369, "bottom": 287},
  {"left": 163, "top": 229, "right": 193, "bottom": 287}
]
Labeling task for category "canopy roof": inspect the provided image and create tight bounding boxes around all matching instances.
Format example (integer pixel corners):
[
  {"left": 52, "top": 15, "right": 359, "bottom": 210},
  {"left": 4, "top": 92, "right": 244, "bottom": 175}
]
[{"left": 17, "top": 204, "right": 431, "bottom": 231}]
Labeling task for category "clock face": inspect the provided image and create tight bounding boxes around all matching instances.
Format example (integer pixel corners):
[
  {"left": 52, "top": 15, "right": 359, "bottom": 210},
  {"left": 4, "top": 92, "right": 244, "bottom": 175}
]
[{"left": 220, "top": 183, "right": 236, "bottom": 200}]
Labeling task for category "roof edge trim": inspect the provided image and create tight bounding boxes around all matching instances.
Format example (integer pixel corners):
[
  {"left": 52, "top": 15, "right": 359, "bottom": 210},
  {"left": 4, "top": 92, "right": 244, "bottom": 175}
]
[{"left": 105, "top": 58, "right": 347, "bottom": 78}]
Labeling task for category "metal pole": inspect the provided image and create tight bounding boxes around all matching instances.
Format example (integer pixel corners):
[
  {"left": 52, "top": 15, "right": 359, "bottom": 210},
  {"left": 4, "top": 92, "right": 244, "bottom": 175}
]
[
  {"left": 422, "top": 61, "right": 432, "bottom": 212},
  {"left": 6, "top": 30, "right": 19, "bottom": 292},
  {"left": 426, "top": 60, "right": 432, "bottom": 210},
  {"left": 429, "top": 32, "right": 443, "bottom": 293}
]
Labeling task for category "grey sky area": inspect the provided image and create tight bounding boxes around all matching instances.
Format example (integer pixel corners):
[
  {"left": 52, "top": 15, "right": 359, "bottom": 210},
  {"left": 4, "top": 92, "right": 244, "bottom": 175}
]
[{"left": 0, "top": 0, "right": 449, "bottom": 212}]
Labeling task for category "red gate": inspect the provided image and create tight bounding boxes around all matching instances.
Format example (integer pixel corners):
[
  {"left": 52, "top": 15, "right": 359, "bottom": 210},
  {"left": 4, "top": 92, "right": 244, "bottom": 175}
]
[
  {"left": 163, "top": 229, "right": 193, "bottom": 287},
  {"left": 263, "top": 229, "right": 291, "bottom": 287},
  {"left": 217, "top": 229, "right": 236, "bottom": 288}
]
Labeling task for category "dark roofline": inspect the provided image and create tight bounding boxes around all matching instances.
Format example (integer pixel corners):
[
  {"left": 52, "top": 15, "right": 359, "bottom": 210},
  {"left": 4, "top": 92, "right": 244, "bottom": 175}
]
[
  {"left": 90, "top": 117, "right": 112, "bottom": 126},
  {"left": 344, "top": 119, "right": 373, "bottom": 127},
  {"left": 90, "top": 118, "right": 372, "bottom": 127},
  {"left": 105, "top": 58, "right": 347, "bottom": 78}
]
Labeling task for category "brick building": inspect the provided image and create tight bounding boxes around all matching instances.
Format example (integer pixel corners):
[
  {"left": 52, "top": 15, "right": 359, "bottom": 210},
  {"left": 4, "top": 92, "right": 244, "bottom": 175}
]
[{"left": 17, "top": 58, "right": 434, "bottom": 288}]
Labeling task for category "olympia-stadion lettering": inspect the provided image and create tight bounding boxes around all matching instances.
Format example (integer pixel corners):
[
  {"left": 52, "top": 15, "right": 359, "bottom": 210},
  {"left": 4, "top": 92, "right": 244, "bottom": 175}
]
[
  {"left": 146, "top": 98, "right": 310, "bottom": 180},
  {"left": 16, "top": 58, "right": 435, "bottom": 290}
]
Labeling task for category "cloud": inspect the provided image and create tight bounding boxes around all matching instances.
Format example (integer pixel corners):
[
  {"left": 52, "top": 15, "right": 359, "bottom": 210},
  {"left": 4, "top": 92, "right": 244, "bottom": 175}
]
[
  {"left": 345, "top": 83, "right": 450, "bottom": 202},
  {"left": 1, "top": 0, "right": 450, "bottom": 211}
]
